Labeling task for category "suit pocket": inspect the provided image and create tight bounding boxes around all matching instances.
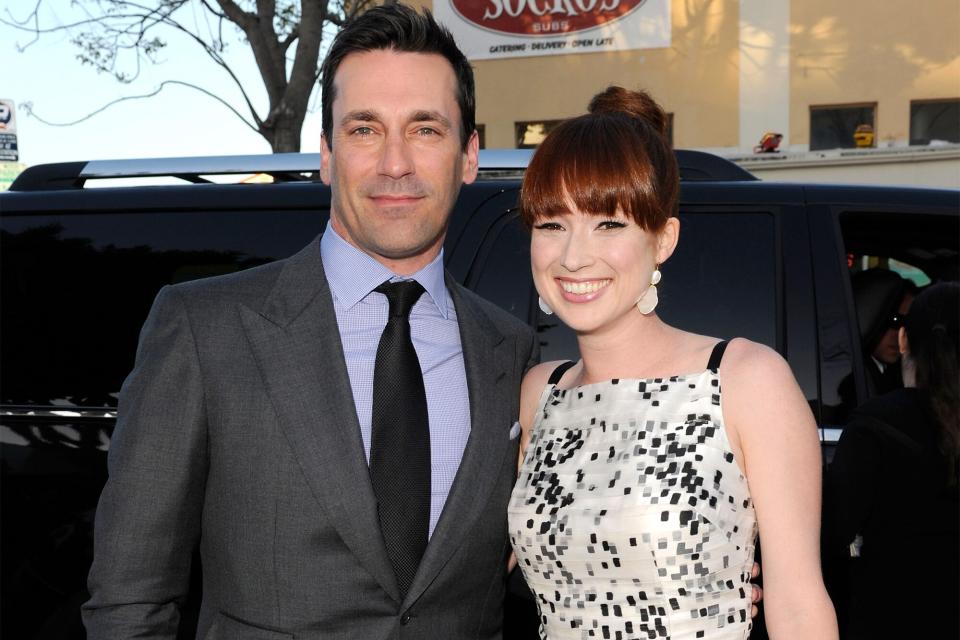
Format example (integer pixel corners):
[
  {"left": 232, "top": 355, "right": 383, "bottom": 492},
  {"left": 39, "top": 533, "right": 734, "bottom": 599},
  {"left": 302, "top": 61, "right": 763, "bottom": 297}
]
[{"left": 204, "top": 611, "right": 295, "bottom": 640}]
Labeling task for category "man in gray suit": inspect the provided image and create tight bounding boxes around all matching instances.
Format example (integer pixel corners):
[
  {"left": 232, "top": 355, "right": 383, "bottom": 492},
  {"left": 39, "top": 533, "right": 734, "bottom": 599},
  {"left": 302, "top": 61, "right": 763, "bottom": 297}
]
[{"left": 83, "top": 5, "right": 537, "bottom": 638}]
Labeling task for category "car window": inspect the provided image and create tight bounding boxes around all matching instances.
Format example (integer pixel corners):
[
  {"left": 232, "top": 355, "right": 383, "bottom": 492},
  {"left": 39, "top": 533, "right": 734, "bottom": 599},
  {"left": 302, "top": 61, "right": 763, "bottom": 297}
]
[
  {"left": 0, "top": 210, "right": 324, "bottom": 407},
  {"left": 835, "top": 208, "right": 959, "bottom": 413},
  {"left": 467, "top": 214, "right": 533, "bottom": 324}
]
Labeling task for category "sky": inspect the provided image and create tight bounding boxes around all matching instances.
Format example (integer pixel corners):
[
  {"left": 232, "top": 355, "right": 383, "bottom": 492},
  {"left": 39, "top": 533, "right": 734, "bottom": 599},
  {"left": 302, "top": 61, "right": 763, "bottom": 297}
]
[{"left": 1, "top": 2, "right": 325, "bottom": 168}]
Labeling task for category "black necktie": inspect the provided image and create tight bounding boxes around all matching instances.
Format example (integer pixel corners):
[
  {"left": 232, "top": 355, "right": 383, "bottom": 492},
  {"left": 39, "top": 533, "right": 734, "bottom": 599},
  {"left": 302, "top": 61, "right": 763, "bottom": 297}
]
[{"left": 369, "top": 280, "right": 430, "bottom": 597}]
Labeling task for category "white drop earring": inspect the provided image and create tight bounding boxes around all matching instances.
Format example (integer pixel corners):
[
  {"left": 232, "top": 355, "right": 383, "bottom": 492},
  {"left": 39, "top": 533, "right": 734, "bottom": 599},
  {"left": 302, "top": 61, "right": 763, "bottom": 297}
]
[
  {"left": 635, "top": 267, "right": 662, "bottom": 315},
  {"left": 538, "top": 295, "right": 553, "bottom": 315}
]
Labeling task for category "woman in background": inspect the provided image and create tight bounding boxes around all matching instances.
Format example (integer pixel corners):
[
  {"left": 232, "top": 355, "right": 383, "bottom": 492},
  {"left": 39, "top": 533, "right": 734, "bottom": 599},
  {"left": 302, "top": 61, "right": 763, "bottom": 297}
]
[
  {"left": 508, "top": 86, "right": 837, "bottom": 639},
  {"left": 826, "top": 282, "right": 959, "bottom": 639}
]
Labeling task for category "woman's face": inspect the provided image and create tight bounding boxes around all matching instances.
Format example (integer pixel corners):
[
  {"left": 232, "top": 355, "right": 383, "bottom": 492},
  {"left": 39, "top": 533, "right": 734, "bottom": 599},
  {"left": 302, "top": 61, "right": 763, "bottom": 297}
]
[{"left": 530, "top": 202, "right": 677, "bottom": 335}]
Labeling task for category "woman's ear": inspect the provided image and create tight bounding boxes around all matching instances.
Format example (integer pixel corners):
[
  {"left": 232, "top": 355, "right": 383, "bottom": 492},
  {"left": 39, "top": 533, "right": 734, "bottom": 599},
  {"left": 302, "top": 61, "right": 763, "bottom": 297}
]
[
  {"left": 656, "top": 217, "right": 680, "bottom": 264},
  {"left": 898, "top": 326, "right": 909, "bottom": 355}
]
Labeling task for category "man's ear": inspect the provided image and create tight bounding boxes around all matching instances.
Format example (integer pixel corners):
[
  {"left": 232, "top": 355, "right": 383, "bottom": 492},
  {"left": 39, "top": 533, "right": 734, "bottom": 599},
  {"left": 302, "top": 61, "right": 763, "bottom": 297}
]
[
  {"left": 898, "top": 326, "right": 909, "bottom": 355},
  {"left": 320, "top": 135, "right": 332, "bottom": 185},
  {"left": 461, "top": 129, "right": 480, "bottom": 185},
  {"left": 656, "top": 217, "right": 680, "bottom": 265}
]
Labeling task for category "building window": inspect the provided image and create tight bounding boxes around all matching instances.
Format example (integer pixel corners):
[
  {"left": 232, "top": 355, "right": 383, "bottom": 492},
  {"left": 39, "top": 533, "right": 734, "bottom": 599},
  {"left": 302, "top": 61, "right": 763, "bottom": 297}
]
[
  {"left": 515, "top": 120, "right": 563, "bottom": 149},
  {"left": 810, "top": 103, "right": 876, "bottom": 151},
  {"left": 515, "top": 115, "right": 672, "bottom": 149},
  {"left": 476, "top": 124, "right": 486, "bottom": 149},
  {"left": 910, "top": 99, "right": 960, "bottom": 145}
]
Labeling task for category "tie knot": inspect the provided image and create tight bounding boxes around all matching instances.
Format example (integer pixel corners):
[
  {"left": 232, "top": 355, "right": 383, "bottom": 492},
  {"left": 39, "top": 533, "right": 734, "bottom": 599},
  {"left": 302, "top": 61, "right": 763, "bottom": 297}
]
[{"left": 375, "top": 280, "right": 425, "bottom": 318}]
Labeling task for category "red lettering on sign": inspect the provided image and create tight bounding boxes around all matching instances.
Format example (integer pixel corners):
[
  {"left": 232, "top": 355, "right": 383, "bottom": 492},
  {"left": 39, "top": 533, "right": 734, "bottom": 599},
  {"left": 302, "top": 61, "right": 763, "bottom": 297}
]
[{"left": 451, "top": 0, "right": 646, "bottom": 36}]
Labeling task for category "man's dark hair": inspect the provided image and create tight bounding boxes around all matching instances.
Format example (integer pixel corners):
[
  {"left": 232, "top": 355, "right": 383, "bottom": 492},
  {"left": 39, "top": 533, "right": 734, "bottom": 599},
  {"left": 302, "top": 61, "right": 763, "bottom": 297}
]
[{"left": 320, "top": 3, "right": 475, "bottom": 150}]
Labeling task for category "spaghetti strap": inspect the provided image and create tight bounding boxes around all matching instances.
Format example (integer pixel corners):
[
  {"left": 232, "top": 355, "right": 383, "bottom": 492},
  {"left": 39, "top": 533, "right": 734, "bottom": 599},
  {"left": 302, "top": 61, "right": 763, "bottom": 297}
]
[
  {"left": 547, "top": 361, "right": 576, "bottom": 386},
  {"left": 707, "top": 340, "right": 730, "bottom": 372}
]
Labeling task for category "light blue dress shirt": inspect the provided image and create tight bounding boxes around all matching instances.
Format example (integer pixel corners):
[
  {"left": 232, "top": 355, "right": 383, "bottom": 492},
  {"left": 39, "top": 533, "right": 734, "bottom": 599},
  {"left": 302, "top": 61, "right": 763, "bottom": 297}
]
[{"left": 319, "top": 224, "right": 472, "bottom": 537}]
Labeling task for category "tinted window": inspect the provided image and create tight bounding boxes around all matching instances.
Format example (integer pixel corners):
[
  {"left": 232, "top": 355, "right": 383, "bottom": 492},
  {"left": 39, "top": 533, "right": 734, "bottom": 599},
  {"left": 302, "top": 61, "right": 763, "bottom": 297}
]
[
  {"left": 469, "top": 215, "right": 534, "bottom": 323},
  {"left": 660, "top": 210, "right": 777, "bottom": 346},
  {"left": 835, "top": 208, "right": 960, "bottom": 413},
  {"left": 1, "top": 210, "right": 324, "bottom": 407}
]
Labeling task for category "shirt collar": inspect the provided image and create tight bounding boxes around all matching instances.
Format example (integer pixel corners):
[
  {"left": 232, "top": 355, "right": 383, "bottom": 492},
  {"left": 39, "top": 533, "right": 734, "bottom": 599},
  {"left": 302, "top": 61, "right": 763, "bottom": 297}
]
[{"left": 319, "top": 222, "right": 450, "bottom": 318}]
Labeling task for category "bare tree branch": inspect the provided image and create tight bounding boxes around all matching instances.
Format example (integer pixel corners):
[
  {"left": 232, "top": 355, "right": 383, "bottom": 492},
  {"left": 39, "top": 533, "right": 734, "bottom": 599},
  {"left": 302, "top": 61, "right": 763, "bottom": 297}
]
[
  {"left": 6, "top": 0, "right": 370, "bottom": 152},
  {"left": 22, "top": 79, "right": 259, "bottom": 133}
]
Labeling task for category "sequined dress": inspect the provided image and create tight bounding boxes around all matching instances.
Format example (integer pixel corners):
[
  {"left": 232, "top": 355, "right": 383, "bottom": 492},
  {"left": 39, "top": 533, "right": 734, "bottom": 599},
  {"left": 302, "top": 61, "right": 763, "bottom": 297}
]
[{"left": 508, "top": 342, "right": 757, "bottom": 640}]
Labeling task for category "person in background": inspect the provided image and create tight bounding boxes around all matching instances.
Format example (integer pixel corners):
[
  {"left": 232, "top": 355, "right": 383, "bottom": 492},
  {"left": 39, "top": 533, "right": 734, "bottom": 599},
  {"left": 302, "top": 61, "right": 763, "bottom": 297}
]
[
  {"left": 826, "top": 282, "right": 959, "bottom": 639},
  {"left": 852, "top": 269, "right": 915, "bottom": 397}
]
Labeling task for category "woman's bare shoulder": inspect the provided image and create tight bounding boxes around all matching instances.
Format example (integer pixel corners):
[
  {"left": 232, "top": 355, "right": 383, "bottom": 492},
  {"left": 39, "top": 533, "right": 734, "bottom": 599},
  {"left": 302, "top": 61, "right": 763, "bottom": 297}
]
[
  {"left": 719, "top": 337, "right": 792, "bottom": 384},
  {"left": 522, "top": 360, "right": 573, "bottom": 398}
]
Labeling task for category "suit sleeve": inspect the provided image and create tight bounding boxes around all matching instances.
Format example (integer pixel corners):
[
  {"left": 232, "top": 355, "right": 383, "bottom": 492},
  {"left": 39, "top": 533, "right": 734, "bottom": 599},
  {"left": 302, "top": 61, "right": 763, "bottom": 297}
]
[{"left": 82, "top": 285, "right": 208, "bottom": 639}]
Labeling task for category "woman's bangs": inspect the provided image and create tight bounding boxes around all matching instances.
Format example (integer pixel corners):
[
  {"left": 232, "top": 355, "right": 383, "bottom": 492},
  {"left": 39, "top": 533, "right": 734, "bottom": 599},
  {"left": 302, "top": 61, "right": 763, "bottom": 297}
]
[{"left": 521, "top": 114, "right": 666, "bottom": 229}]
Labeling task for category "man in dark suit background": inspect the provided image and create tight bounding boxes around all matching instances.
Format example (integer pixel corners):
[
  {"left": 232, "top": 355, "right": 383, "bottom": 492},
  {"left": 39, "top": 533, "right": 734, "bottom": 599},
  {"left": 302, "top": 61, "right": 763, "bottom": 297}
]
[
  {"left": 852, "top": 269, "right": 915, "bottom": 397},
  {"left": 82, "top": 5, "right": 538, "bottom": 638}
]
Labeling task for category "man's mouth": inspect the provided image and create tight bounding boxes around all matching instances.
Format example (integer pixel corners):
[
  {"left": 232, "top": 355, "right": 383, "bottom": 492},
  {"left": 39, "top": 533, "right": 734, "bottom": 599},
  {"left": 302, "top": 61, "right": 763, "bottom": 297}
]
[{"left": 370, "top": 194, "right": 424, "bottom": 203}]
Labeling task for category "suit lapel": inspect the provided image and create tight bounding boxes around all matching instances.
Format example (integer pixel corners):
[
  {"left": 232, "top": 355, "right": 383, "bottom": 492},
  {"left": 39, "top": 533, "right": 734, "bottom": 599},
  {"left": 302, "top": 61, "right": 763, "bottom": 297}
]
[
  {"left": 238, "top": 238, "right": 400, "bottom": 602},
  {"left": 406, "top": 276, "right": 516, "bottom": 604}
]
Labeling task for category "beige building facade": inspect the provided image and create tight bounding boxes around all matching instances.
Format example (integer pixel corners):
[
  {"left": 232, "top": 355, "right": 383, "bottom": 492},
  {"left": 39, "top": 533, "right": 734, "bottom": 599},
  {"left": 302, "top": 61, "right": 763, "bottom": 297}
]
[{"left": 409, "top": 0, "right": 959, "bottom": 185}]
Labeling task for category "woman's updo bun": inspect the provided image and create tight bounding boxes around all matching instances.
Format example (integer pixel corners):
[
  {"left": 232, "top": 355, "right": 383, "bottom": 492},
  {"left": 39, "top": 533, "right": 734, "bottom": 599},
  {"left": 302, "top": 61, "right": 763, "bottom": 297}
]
[
  {"left": 588, "top": 86, "right": 670, "bottom": 140},
  {"left": 521, "top": 86, "right": 678, "bottom": 232}
]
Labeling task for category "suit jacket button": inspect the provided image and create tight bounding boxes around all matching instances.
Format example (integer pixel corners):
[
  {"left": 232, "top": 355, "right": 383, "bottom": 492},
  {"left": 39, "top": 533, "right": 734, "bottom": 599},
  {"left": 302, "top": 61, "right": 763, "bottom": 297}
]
[{"left": 400, "top": 613, "right": 412, "bottom": 625}]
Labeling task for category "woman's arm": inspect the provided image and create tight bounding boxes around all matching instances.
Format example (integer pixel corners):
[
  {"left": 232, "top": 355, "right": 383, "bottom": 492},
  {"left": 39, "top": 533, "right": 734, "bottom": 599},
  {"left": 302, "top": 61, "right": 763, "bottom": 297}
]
[{"left": 722, "top": 339, "right": 838, "bottom": 639}]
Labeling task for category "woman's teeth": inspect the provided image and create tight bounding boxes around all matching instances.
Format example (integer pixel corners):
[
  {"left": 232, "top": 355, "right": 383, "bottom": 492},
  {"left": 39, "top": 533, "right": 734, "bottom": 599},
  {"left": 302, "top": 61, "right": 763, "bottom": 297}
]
[{"left": 560, "top": 280, "right": 610, "bottom": 294}]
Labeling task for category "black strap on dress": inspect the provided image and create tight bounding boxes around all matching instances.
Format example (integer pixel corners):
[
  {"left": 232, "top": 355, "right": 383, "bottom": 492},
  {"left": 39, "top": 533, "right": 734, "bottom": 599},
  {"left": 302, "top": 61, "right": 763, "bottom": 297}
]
[
  {"left": 706, "top": 340, "right": 730, "bottom": 373},
  {"left": 548, "top": 361, "right": 577, "bottom": 386}
]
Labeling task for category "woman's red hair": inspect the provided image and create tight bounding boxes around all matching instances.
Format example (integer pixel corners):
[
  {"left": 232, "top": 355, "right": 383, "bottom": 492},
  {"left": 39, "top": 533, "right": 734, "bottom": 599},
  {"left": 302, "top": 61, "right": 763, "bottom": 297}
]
[{"left": 520, "top": 86, "right": 678, "bottom": 231}]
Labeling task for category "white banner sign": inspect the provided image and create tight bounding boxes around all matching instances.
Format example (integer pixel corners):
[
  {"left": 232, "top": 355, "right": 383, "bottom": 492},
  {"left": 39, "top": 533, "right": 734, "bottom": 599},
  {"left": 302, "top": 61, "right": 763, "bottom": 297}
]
[{"left": 434, "top": 0, "right": 671, "bottom": 60}]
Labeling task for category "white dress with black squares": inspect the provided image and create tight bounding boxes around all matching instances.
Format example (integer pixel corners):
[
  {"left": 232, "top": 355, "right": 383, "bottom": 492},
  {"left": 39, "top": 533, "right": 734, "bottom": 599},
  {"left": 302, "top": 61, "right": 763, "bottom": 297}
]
[{"left": 508, "top": 341, "right": 757, "bottom": 640}]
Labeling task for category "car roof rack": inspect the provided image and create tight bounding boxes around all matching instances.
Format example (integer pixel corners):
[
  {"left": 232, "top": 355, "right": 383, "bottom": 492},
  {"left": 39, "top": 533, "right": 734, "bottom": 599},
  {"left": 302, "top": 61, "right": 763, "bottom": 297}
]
[{"left": 8, "top": 148, "right": 753, "bottom": 192}]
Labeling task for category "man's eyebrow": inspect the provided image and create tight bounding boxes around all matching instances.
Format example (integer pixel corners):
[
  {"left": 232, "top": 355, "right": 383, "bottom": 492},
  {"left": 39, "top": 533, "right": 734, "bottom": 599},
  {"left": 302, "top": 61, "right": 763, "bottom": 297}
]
[
  {"left": 411, "top": 111, "right": 452, "bottom": 130},
  {"left": 340, "top": 110, "right": 378, "bottom": 126}
]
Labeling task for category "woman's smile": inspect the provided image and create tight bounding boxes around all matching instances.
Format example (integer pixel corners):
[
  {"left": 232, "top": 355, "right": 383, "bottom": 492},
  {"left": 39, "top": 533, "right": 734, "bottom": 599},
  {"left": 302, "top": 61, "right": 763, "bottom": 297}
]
[{"left": 556, "top": 277, "right": 611, "bottom": 301}]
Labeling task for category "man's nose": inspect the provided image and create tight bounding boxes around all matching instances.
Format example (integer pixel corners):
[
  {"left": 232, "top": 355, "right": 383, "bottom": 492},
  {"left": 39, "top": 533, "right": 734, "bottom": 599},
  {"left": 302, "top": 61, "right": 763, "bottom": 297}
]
[{"left": 378, "top": 131, "right": 414, "bottom": 179}]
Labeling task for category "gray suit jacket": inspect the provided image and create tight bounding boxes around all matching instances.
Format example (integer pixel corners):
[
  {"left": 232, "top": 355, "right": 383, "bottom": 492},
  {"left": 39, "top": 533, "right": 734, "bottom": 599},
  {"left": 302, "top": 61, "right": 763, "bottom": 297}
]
[{"left": 83, "top": 238, "right": 538, "bottom": 639}]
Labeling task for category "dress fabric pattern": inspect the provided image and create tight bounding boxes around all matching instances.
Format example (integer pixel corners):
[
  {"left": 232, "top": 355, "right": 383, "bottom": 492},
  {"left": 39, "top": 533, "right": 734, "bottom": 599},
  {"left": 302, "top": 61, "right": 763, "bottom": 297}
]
[{"left": 509, "top": 357, "right": 757, "bottom": 640}]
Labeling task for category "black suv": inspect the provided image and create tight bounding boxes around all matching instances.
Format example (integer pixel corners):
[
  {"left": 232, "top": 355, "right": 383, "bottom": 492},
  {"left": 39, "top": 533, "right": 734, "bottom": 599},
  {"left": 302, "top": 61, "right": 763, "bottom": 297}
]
[{"left": 2, "top": 150, "right": 957, "bottom": 639}]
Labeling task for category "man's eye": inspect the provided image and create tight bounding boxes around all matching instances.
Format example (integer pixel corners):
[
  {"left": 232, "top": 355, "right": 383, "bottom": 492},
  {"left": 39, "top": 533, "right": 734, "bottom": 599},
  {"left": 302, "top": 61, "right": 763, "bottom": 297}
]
[
  {"left": 416, "top": 127, "right": 438, "bottom": 136},
  {"left": 351, "top": 126, "right": 374, "bottom": 136}
]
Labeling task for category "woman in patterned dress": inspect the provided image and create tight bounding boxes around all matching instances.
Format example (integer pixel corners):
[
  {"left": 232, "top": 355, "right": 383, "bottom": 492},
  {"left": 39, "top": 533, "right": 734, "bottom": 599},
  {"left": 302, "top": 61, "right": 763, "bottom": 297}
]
[{"left": 507, "top": 87, "right": 837, "bottom": 639}]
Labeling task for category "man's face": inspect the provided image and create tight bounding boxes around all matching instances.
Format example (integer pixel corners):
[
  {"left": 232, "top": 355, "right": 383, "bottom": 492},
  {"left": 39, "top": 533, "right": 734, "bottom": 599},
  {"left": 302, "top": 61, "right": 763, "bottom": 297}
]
[
  {"left": 321, "top": 49, "right": 479, "bottom": 276},
  {"left": 873, "top": 291, "right": 914, "bottom": 364}
]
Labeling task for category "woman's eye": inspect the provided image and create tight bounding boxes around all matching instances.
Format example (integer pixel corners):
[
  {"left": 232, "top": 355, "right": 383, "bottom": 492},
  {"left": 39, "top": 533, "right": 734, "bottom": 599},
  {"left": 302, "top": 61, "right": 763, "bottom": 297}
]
[
  {"left": 533, "top": 221, "right": 564, "bottom": 231},
  {"left": 598, "top": 220, "right": 627, "bottom": 230}
]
